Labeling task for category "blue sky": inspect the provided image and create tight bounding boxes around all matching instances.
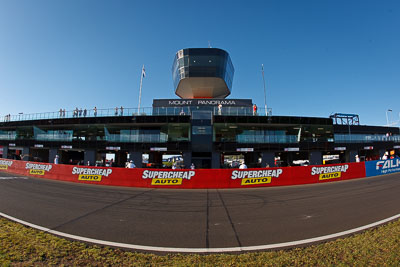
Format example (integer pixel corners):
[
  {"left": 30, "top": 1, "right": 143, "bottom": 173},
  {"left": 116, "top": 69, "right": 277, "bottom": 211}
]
[{"left": 0, "top": 0, "right": 399, "bottom": 126}]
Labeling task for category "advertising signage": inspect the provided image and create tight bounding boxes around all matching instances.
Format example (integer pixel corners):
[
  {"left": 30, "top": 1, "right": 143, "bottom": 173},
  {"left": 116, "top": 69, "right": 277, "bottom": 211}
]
[
  {"left": 0, "top": 159, "right": 366, "bottom": 189},
  {"left": 153, "top": 99, "right": 253, "bottom": 107},
  {"left": 365, "top": 159, "right": 400, "bottom": 177}
]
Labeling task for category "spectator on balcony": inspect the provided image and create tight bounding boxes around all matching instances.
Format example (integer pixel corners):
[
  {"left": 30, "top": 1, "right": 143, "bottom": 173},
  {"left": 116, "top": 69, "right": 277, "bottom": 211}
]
[
  {"left": 73, "top": 107, "right": 79, "bottom": 117},
  {"left": 115, "top": 107, "right": 118, "bottom": 116},
  {"left": 83, "top": 109, "right": 87, "bottom": 117},
  {"left": 253, "top": 104, "right": 257, "bottom": 116},
  {"left": 120, "top": 106, "right": 124, "bottom": 116},
  {"left": 94, "top": 106, "right": 97, "bottom": 117}
]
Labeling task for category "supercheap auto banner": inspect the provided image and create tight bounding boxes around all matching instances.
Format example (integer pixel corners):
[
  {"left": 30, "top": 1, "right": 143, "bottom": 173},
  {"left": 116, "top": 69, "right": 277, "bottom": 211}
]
[
  {"left": 365, "top": 159, "right": 400, "bottom": 177},
  {"left": 0, "top": 159, "right": 366, "bottom": 189}
]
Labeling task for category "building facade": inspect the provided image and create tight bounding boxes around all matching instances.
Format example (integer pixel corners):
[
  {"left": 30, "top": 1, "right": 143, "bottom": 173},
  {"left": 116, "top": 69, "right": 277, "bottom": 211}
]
[
  {"left": 1, "top": 48, "right": 399, "bottom": 168},
  {"left": 0, "top": 108, "right": 399, "bottom": 168}
]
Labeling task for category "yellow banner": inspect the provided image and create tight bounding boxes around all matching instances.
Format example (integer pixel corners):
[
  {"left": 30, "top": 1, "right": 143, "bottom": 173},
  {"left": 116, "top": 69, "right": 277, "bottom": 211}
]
[
  {"left": 78, "top": 174, "right": 102, "bottom": 181},
  {"left": 0, "top": 165, "right": 8, "bottom": 170},
  {"left": 241, "top": 177, "right": 272, "bottom": 185},
  {"left": 151, "top": 178, "right": 183, "bottom": 185},
  {"left": 319, "top": 172, "right": 341, "bottom": 180},
  {"left": 29, "top": 169, "right": 45, "bottom": 175}
]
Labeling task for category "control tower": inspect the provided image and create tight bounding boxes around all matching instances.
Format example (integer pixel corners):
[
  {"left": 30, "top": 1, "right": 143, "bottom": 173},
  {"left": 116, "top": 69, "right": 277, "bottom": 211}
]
[{"left": 172, "top": 48, "right": 234, "bottom": 99}]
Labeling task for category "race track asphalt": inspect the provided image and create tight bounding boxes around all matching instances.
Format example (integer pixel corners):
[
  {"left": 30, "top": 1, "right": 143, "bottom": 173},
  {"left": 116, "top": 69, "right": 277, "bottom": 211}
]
[{"left": 0, "top": 171, "right": 399, "bottom": 253}]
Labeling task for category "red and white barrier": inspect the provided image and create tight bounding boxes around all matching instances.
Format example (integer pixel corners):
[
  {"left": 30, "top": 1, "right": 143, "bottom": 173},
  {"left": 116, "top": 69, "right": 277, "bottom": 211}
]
[{"left": 0, "top": 159, "right": 366, "bottom": 189}]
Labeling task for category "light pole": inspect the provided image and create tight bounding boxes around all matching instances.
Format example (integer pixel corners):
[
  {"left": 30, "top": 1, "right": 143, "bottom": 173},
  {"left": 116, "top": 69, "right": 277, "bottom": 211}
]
[
  {"left": 386, "top": 109, "right": 392, "bottom": 126},
  {"left": 261, "top": 64, "right": 268, "bottom": 116},
  {"left": 138, "top": 65, "right": 145, "bottom": 113}
]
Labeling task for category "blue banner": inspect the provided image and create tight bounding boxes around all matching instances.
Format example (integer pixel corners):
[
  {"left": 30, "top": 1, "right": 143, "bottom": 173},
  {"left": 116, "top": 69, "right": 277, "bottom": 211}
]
[{"left": 365, "top": 158, "right": 400, "bottom": 177}]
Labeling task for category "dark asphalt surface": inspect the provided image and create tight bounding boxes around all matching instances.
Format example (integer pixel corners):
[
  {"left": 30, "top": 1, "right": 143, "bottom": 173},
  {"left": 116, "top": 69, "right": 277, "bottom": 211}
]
[{"left": 0, "top": 171, "right": 399, "bottom": 252}]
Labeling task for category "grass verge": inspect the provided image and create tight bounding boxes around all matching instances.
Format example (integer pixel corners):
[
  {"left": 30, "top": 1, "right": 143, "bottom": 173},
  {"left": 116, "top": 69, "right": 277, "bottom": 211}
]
[{"left": 0, "top": 217, "right": 400, "bottom": 266}]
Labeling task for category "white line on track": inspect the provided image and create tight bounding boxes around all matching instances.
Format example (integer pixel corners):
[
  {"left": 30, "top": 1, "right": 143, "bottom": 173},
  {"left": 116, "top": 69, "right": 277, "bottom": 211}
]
[
  {"left": 0, "top": 177, "right": 28, "bottom": 180},
  {"left": 0, "top": 211, "right": 399, "bottom": 253}
]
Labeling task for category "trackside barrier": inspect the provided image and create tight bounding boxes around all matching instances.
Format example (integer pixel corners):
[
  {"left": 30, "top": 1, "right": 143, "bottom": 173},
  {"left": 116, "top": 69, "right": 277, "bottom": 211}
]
[
  {"left": 365, "top": 159, "right": 400, "bottom": 177},
  {"left": 0, "top": 159, "right": 367, "bottom": 189}
]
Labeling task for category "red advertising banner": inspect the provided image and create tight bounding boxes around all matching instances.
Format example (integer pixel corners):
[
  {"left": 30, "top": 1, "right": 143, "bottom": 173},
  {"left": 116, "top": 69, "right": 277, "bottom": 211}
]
[{"left": 0, "top": 159, "right": 366, "bottom": 189}]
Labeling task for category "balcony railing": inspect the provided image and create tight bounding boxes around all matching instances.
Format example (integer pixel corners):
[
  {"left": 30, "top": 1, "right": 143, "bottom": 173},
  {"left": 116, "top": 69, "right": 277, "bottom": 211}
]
[
  {"left": 236, "top": 135, "right": 298, "bottom": 144},
  {"left": 334, "top": 134, "right": 400, "bottom": 143},
  {"left": 1, "top": 107, "right": 273, "bottom": 123}
]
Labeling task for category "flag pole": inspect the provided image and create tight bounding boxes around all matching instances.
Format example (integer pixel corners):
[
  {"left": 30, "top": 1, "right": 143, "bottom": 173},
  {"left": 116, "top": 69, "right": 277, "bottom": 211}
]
[
  {"left": 138, "top": 65, "right": 145, "bottom": 112},
  {"left": 262, "top": 64, "right": 268, "bottom": 116}
]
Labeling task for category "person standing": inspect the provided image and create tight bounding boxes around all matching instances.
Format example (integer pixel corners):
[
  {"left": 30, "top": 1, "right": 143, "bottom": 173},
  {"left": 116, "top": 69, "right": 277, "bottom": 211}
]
[
  {"left": 83, "top": 109, "right": 87, "bottom": 117},
  {"left": 120, "top": 106, "right": 124, "bottom": 116},
  {"left": 54, "top": 155, "right": 59, "bottom": 164},
  {"left": 253, "top": 104, "right": 257, "bottom": 116},
  {"left": 218, "top": 104, "right": 222, "bottom": 115},
  {"left": 94, "top": 106, "right": 97, "bottom": 117},
  {"left": 191, "top": 163, "right": 195, "bottom": 170},
  {"left": 127, "top": 160, "right": 136, "bottom": 168}
]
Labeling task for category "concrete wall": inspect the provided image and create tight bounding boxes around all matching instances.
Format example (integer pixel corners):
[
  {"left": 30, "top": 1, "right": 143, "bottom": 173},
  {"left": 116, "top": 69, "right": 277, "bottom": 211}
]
[
  {"left": 309, "top": 151, "right": 322, "bottom": 166},
  {"left": 129, "top": 151, "right": 142, "bottom": 168},
  {"left": 84, "top": 150, "right": 96, "bottom": 166}
]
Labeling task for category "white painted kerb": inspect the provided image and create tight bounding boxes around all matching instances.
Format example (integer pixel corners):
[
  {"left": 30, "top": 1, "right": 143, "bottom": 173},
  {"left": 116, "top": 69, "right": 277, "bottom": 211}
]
[{"left": 1, "top": 211, "right": 399, "bottom": 253}]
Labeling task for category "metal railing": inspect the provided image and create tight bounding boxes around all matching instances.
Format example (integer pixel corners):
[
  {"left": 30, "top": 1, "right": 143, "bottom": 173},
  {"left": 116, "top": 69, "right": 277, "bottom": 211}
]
[
  {"left": 236, "top": 135, "right": 298, "bottom": 144},
  {"left": 1, "top": 106, "right": 273, "bottom": 123},
  {"left": 334, "top": 134, "right": 400, "bottom": 143}
]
